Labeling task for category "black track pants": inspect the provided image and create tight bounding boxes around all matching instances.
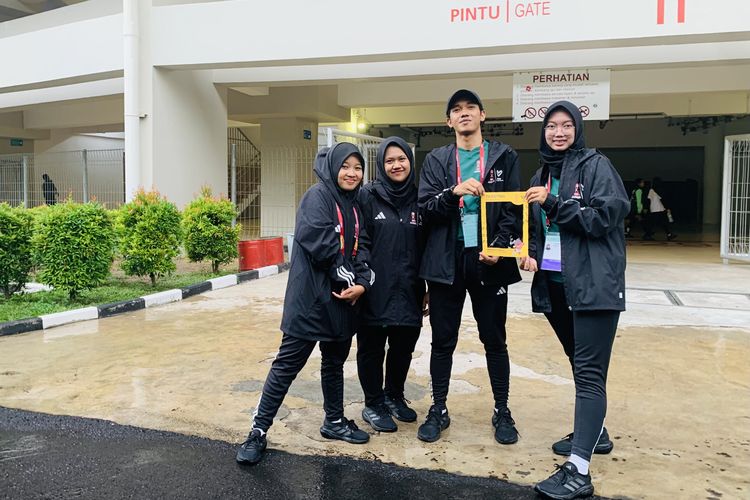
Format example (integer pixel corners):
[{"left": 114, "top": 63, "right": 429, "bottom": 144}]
[
  {"left": 545, "top": 280, "right": 619, "bottom": 461},
  {"left": 357, "top": 325, "right": 421, "bottom": 407},
  {"left": 252, "top": 333, "right": 352, "bottom": 432},
  {"left": 428, "top": 247, "right": 511, "bottom": 409}
]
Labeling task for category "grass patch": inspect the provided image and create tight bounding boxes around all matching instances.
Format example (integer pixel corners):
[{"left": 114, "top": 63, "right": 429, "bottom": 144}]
[{"left": 0, "top": 269, "right": 235, "bottom": 322}]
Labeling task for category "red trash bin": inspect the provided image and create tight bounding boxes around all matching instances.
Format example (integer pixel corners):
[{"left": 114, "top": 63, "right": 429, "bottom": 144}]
[
  {"left": 238, "top": 240, "right": 266, "bottom": 271},
  {"left": 263, "top": 237, "right": 284, "bottom": 265}
]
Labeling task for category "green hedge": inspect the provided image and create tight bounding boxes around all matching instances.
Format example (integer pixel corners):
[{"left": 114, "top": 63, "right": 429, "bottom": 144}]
[
  {"left": 0, "top": 203, "right": 34, "bottom": 298},
  {"left": 117, "top": 190, "right": 182, "bottom": 286},
  {"left": 182, "top": 187, "right": 240, "bottom": 273},
  {"left": 33, "top": 200, "right": 115, "bottom": 300}
]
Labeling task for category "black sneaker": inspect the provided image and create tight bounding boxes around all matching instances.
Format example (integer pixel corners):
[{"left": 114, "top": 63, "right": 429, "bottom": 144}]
[
  {"left": 362, "top": 404, "right": 398, "bottom": 432},
  {"left": 667, "top": 233, "right": 677, "bottom": 241},
  {"left": 535, "top": 462, "right": 593, "bottom": 499},
  {"left": 384, "top": 395, "right": 417, "bottom": 422},
  {"left": 320, "top": 417, "right": 370, "bottom": 444},
  {"left": 235, "top": 429, "right": 267, "bottom": 465},
  {"left": 552, "top": 427, "right": 614, "bottom": 456},
  {"left": 492, "top": 406, "right": 519, "bottom": 444},
  {"left": 417, "top": 405, "right": 450, "bottom": 443}
]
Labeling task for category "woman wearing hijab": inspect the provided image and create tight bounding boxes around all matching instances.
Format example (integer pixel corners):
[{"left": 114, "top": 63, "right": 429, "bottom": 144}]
[
  {"left": 356, "top": 137, "right": 425, "bottom": 432},
  {"left": 236, "top": 143, "right": 375, "bottom": 466},
  {"left": 521, "top": 101, "right": 629, "bottom": 499}
]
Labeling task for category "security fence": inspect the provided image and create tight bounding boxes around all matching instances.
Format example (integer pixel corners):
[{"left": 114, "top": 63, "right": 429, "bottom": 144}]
[
  {"left": 0, "top": 149, "right": 125, "bottom": 209},
  {"left": 721, "top": 135, "right": 750, "bottom": 262}
]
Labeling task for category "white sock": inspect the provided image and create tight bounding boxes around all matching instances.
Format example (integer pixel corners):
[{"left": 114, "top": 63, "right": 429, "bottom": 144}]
[
  {"left": 568, "top": 454, "right": 590, "bottom": 475},
  {"left": 331, "top": 418, "right": 342, "bottom": 424}
]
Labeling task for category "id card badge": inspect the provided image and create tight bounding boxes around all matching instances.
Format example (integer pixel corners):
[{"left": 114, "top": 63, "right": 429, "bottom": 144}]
[
  {"left": 462, "top": 213, "right": 479, "bottom": 248},
  {"left": 541, "top": 232, "right": 562, "bottom": 271}
]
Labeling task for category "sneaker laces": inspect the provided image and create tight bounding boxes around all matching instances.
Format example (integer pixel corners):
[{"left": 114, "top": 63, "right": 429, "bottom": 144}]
[
  {"left": 551, "top": 463, "right": 576, "bottom": 485},
  {"left": 344, "top": 418, "right": 360, "bottom": 432},
  {"left": 425, "top": 406, "right": 444, "bottom": 425},
  {"left": 244, "top": 430, "right": 264, "bottom": 445}
]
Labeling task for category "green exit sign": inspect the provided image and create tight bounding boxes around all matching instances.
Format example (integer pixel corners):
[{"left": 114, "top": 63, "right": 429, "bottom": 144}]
[{"left": 10, "top": 138, "right": 23, "bottom": 147}]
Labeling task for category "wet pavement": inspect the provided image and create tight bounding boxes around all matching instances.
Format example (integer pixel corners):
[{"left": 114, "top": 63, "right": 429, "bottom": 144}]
[{"left": 0, "top": 243, "right": 749, "bottom": 499}]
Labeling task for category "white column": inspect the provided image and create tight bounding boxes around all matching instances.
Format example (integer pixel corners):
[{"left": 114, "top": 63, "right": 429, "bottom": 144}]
[
  {"left": 149, "top": 68, "right": 228, "bottom": 207},
  {"left": 123, "top": 0, "right": 141, "bottom": 201},
  {"left": 259, "top": 118, "right": 318, "bottom": 237}
]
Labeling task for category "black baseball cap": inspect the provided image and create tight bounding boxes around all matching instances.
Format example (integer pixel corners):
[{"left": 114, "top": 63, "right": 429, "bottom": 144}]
[{"left": 446, "top": 89, "right": 484, "bottom": 116}]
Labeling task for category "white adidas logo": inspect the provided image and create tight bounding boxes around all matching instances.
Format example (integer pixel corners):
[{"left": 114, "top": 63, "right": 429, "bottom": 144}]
[{"left": 374, "top": 212, "right": 386, "bottom": 220}]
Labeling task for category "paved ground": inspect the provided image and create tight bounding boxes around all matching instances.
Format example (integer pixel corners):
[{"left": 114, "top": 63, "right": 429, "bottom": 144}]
[
  {"left": 0, "top": 406, "right": 567, "bottom": 500},
  {"left": 0, "top": 241, "right": 749, "bottom": 499}
]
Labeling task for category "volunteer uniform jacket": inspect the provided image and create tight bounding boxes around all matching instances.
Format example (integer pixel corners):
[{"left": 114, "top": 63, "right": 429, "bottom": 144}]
[
  {"left": 528, "top": 148, "right": 629, "bottom": 312},
  {"left": 418, "top": 141, "right": 523, "bottom": 287},
  {"left": 358, "top": 137, "right": 425, "bottom": 328},
  {"left": 280, "top": 143, "right": 375, "bottom": 342}
]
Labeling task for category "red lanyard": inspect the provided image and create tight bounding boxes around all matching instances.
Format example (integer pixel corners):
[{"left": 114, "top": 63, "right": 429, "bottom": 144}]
[
  {"left": 455, "top": 142, "right": 485, "bottom": 209},
  {"left": 544, "top": 174, "right": 552, "bottom": 229},
  {"left": 335, "top": 204, "right": 359, "bottom": 257}
]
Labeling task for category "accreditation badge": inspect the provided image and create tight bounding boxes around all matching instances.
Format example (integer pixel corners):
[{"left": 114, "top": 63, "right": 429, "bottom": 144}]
[
  {"left": 461, "top": 213, "right": 479, "bottom": 248},
  {"left": 541, "top": 232, "right": 562, "bottom": 272}
]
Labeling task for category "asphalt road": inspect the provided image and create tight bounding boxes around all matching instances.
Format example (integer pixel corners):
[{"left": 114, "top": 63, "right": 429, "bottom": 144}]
[{"left": 0, "top": 406, "right": 609, "bottom": 500}]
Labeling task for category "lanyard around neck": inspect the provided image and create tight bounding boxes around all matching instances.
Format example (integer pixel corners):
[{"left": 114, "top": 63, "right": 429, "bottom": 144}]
[
  {"left": 335, "top": 204, "right": 359, "bottom": 257},
  {"left": 455, "top": 142, "right": 485, "bottom": 209}
]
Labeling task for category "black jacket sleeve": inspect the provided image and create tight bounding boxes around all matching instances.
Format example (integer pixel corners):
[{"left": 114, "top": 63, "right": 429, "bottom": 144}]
[
  {"left": 294, "top": 189, "right": 361, "bottom": 291},
  {"left": 528, "top": 172, "right": 542, "bottom": 259},
  {"left": 418, "top": 151, "right": 461, "bottom": 223},
  {"left": 542, "top": 155, "right": 630, "bottom": 239}
]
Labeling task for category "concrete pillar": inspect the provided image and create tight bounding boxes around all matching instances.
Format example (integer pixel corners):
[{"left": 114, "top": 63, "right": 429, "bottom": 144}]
[
  {"left": 148, "top": 68, "right": 228, "bottom": 207},
  {"left": 259, "top": 118, "right": 318, "bottom": 237},
  {"left": 702, "top": 127, "right": 725, "bottom": 227}
]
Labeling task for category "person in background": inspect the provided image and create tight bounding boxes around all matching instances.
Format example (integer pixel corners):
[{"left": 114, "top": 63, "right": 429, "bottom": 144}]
[
  {"left": 644, "top": 177, "right": 676, "bottom": 241},
  {"left": 236, "top": 143, "right": 375, "bottom": 466},
  {"left": 42, "top": 173, "right": 58, "bottom": 205},
  {"left": 625, "top": 178, "right": 646, "bottom": 238},
  {"left": 417, "top": 89, "right": 522, "bottom": 445},
  {"left": 521, "top": 100, "right": 629, "bottom": 499},
  {"left": 356, "top": 136, "right": 425, "bottom": 432}
]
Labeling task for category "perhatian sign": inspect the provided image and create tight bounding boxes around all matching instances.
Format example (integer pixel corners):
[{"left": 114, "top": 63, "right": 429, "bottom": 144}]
[{"left": 512, "top": 69, "right": 610, "bottom": 122}]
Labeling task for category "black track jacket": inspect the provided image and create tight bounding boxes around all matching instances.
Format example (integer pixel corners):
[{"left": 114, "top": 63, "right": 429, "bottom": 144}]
[
  {"left": 529, "top": 148, "right": 629, "bottom": 312},
  {"left": 418, "top": 141, "right": 522, "bottom": 287},
  {"left": 358, "top": 138, "right": 425, "bottom": 328},
  {"left": 280, "top": 144, "right": 375, "bottom": 342}
]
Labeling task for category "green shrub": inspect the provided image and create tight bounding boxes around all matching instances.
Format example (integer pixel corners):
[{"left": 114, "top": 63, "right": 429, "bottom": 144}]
[
  {"left": 0, "top": 204, "right": 34, "bottom": 299},
  {"left": 33, "top": 200, "right": 115, "bottom": 300},
  {"left": 182, "top": 187, "right": 240, "bottom": 273},
  {"left": 117, "top": 189, "right": 182, "bottom": 286}
]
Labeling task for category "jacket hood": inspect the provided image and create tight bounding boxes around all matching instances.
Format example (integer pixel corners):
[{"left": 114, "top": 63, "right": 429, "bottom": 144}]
[{"left": 373, "top": 136, "right": 416, "bottom": 206}]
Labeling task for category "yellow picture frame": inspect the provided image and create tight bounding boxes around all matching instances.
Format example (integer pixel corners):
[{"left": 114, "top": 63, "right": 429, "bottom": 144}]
[{"left": 480, "top": 192, "right": 529, "bottom": 258}]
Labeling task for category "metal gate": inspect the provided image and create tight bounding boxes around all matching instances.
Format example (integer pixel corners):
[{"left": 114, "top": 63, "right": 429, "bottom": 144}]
[
  {"left": 228, "top": 128, "right": 261, "bottom": 239},
  {"left": 720, "top": 135, "right": 750, "bottom": 262},
  {"left": 319, "top": 128, "right": 416, "bottom": 184}
]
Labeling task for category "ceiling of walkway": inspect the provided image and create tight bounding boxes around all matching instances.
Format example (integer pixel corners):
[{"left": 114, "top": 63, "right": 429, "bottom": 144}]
[{"left": 0, "top": 0, "right": 84, "bottom": 22}]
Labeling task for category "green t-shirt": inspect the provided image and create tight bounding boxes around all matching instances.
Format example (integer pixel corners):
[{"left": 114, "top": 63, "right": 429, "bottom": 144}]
[
  {"left": 457, "top": 141, "right": 488, "bottom": 241},
  {"left": 541, "top": 176, "right": 564, "bottom": 283}
]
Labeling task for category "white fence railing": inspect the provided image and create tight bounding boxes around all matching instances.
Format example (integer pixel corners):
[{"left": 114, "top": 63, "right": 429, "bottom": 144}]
[{"left": 720, "top": 135, "right": 750, "bottom": 262}]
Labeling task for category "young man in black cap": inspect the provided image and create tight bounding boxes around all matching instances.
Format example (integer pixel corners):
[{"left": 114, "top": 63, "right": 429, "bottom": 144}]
[{"left": 417, "top": 89, "right": 522, "bottom": 444}]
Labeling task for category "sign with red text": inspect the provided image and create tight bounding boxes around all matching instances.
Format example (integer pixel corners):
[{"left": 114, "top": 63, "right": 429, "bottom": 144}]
[{"left": 512, "top": 69, "right": 610, "bottom": 122}]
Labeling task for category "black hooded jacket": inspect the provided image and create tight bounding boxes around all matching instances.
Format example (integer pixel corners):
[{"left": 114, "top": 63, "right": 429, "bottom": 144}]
[
  {"left": 280, "top": 143, "right": 375, "bottom": 342},
  {"left": 418, "top": 140, "right": 523, "bottom": 287},
  {"left": 528, "top": 101, "right": 629, "bottom": 312},
  {"left": 358, "top": 137, "right": 425, "bottom": 328}
]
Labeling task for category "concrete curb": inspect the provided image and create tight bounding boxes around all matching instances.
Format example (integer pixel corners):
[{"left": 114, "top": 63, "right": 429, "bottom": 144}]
[{"left": 0, "top": 262, "right": 289, "bottom": 337}]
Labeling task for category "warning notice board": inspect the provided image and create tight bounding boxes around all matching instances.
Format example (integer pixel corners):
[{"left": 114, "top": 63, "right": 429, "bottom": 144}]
[{"left": 512, "top": 69, "right": 610, "bottom": 122}]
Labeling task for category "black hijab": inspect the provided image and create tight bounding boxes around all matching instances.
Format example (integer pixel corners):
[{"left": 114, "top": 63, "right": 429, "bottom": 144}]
[
  {"left": 313, "top": 142, "right": 365, "bottom": 257},
  {"left": 539, "top": 100, "right": 586, "bottom": 178},
  {"left": 373, "top": 136, "right": 416, "bottom": 207}
]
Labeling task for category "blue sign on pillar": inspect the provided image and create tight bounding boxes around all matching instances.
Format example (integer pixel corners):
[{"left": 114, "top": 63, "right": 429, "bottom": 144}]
[
  {"left": 10, "top": 138, "right": 23, "bottom": 147},
  {"left": 303, "top": 129, "right": 312, "bottom": 140}
]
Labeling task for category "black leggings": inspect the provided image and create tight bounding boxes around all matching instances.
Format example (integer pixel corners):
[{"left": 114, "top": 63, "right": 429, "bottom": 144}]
[
  {"left": 252, "top": 333, "right": 352, "bottom": 432},
  {"left": 357, "top": 325, "right": 420, "bottom": 407},
  {"left": 428, "top": 247, "right": 511, "bottom": 409},
  {"left": 544, "top": 280, "right": 619, "bottom": 461}
]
